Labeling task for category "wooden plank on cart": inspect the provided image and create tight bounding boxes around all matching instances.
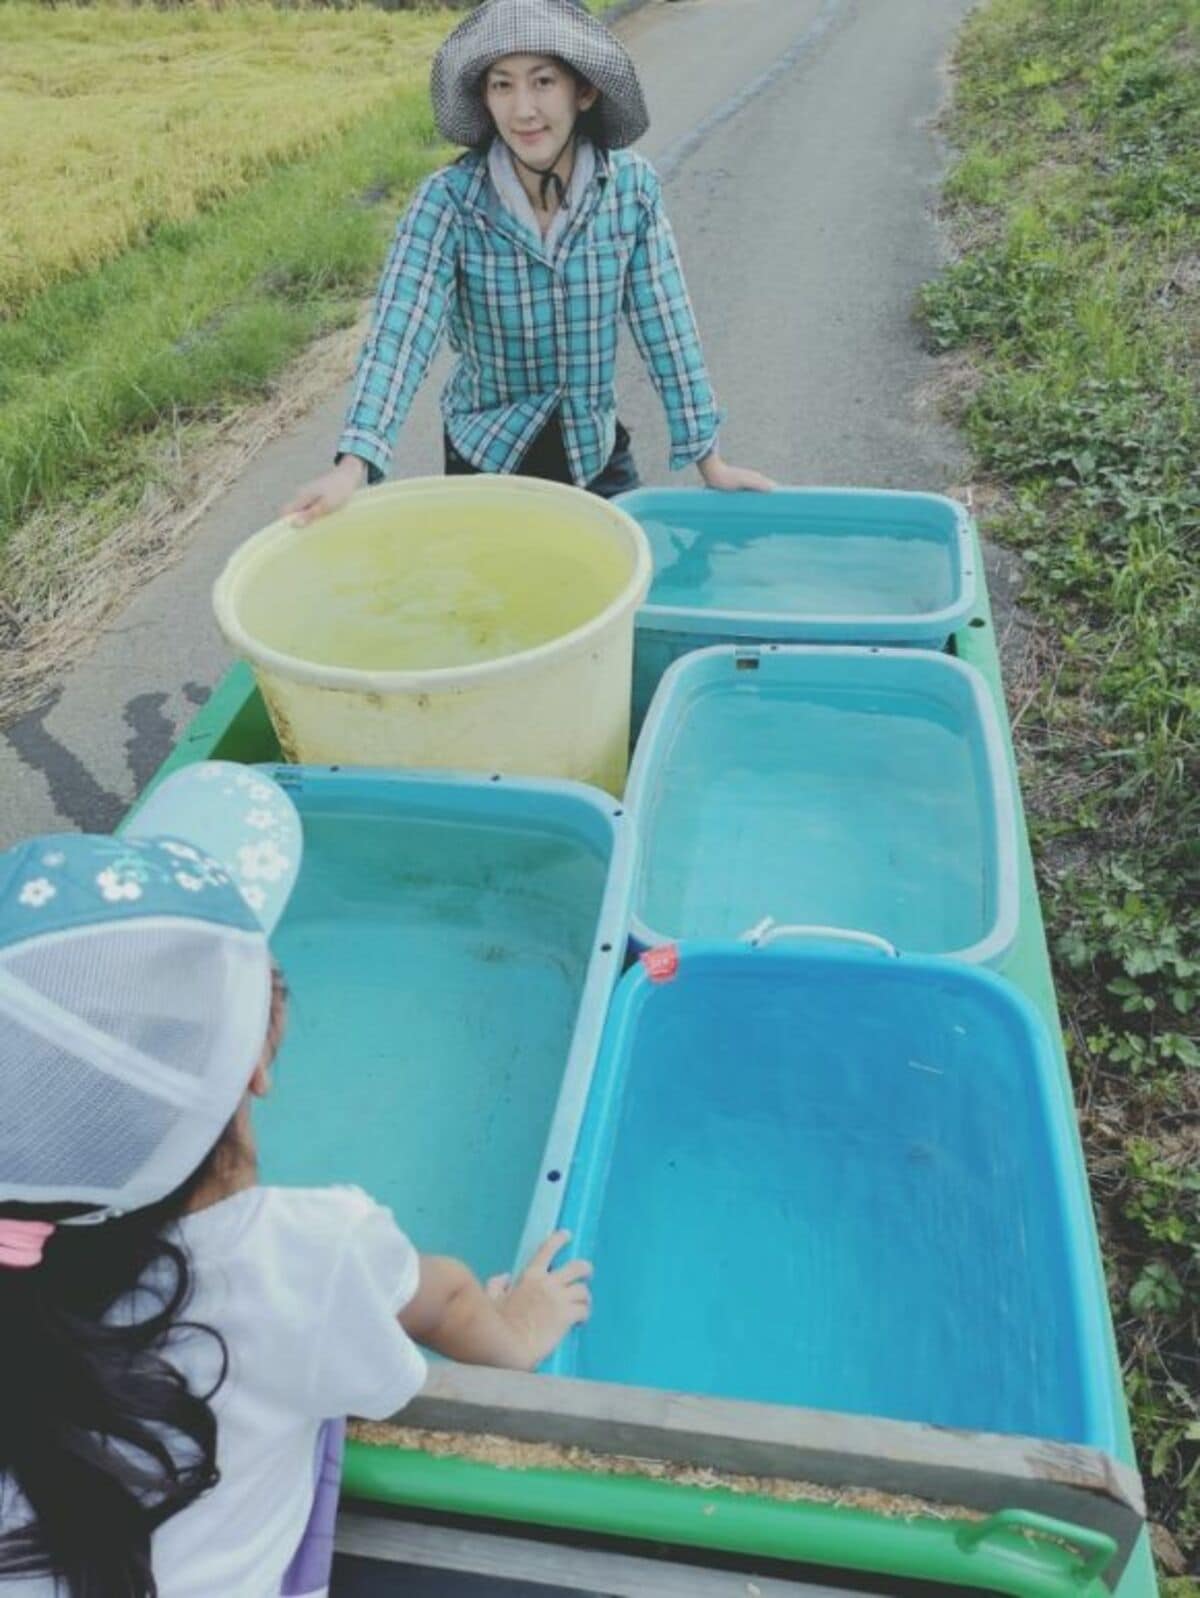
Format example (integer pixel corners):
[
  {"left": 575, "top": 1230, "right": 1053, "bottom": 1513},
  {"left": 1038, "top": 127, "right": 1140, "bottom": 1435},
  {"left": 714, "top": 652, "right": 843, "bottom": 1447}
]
[
  {"left": 359, "top": 1363, "right": 1145, "bottom": 1585},
  {"left": 336, "top": 1512, "right": 858, "bottom": 1595}
]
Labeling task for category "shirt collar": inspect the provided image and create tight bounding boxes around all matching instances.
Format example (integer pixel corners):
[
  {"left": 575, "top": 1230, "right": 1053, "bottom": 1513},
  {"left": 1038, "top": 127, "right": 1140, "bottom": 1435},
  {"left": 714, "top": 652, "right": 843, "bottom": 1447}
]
[
  {"left": 487, "top": 136, "right": 597, "bottom": 257},
  {"left": 461, "top": 143, "right": 610, "bottom": 264}
]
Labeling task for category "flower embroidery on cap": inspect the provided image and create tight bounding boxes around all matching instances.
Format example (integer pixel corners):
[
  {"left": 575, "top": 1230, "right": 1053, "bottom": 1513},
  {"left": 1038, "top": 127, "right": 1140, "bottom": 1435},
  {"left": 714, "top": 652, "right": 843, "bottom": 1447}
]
[
  {"left": 19, "top": 878, "right": 56, "bottom": 908},
  {"left": 162, "top": 843, "right": 229, "bottom": 888},
  {"left": 96, "top": 867, "right": 143, "bottom": 903},
  {"left": 41, "top": 852, "right": 66, "bottom": 868},
  {"left": 244, "top": 809, "right": 275, "bottom": 831},
  {"left": 241, "top": 884, "right": 267, "bottom": 912},
  {"left": 237, "top": 839, "right": 289, "bottom": 883},
  {"left": 161, "top": 841, "right": 201, "bottom": 863}
]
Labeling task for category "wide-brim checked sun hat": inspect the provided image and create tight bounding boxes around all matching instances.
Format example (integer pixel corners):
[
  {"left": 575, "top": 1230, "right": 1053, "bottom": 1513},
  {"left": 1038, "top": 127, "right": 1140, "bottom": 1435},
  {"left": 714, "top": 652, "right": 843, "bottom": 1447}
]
[
  {"left": 431, "top": 0, "right": 649, "bottom": 151},
  {"left": 0, "top": 762, "right": 301, "bottom": 1219}
]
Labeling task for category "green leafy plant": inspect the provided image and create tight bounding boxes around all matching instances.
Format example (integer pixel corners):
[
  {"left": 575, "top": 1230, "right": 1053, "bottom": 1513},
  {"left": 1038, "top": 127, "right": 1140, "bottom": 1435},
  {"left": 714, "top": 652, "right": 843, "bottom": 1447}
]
[{"left": 924, "top": 0, "right": 1199, "bottom": 1563}]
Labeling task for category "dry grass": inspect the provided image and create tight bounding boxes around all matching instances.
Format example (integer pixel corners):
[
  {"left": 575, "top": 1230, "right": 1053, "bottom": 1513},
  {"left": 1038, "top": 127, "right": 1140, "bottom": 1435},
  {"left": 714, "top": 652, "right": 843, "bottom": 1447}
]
[
  {"left": 0, "top": 1, "right": 448, "bottom": 315},
  {"left": 0, "top": 314, "right": 365, "bottom": 724}
]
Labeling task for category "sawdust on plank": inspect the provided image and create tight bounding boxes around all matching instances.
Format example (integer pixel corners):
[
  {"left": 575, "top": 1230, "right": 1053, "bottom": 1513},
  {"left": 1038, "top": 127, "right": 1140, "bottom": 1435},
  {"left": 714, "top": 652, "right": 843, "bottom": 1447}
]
[{"left": 349, "top": 1419, "right": 983, "bottom": 1525}]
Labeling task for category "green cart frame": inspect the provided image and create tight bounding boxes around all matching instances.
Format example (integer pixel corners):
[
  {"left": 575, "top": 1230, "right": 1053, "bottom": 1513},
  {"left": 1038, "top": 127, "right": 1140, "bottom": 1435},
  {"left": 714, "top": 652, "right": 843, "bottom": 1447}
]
[{"left": 143, "top": 529, "right": 1158, "bottom": 1598}]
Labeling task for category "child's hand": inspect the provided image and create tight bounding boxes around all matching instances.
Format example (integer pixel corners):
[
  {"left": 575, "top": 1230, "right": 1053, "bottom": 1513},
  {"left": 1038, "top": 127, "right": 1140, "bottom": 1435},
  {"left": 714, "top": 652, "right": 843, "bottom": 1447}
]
[
  {"left": 281, "top": 456, "right": 367, "bottom": 527},
  {"left": 401, "top": 1233, "right": 591, "bottom": 1371},
  {"left": 697, "top": 451, "right": 776, "bottom": 493},
  {"left": 491, "top": 1230, "right": 593, "bottom": 1370}
]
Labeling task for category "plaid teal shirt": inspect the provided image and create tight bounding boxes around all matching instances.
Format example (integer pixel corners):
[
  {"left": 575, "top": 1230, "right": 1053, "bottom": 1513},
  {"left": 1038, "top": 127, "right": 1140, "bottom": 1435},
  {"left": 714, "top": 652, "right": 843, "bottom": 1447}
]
[{"left": 337, "top": 147, "right": 722, "bottom": 485}]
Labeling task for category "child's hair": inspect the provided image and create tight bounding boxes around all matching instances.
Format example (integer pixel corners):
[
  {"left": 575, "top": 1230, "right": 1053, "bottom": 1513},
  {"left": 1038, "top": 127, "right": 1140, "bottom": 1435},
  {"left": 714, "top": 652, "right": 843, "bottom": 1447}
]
[
  {"left": 0, "top": 1131, "right": 236, "bottom": 1597},
  {"left": 474, "top": 57, "right": 610, "bottom": 153},
  {"left": 0, "top": 971, "right": 287, "bottom": 1597}
]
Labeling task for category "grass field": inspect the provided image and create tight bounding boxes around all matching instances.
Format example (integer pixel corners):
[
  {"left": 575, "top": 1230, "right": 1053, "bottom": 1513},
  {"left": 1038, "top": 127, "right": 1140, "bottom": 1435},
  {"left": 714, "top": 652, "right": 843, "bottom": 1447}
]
[
  {"left": 922, "top": 0, "right": 1198, "bottom": 1570},
  {"left": 0, "top": 2, "right": 449, "bottom": 315},
  {"left": 0, "top": 2, "right": 453, "bottom": 551},
  {"left": 0, "top": 0, "right": 629, "bottom": 551}
]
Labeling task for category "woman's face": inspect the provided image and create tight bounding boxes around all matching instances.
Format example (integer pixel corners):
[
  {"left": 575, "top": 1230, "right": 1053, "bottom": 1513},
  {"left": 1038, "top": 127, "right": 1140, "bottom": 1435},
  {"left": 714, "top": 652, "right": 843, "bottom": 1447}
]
[{"left": 484, "top": 54, "right": 598, "bottom": 165}]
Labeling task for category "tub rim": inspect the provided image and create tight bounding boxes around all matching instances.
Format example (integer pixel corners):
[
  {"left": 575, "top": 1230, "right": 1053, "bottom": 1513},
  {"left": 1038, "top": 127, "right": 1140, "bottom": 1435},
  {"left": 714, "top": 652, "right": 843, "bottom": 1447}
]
[
  {"left": 617, "top": 484, "right": 978, "bottom": 641},
  {"left": 213, "top": 476, "right": 653, "bottom": 693}
]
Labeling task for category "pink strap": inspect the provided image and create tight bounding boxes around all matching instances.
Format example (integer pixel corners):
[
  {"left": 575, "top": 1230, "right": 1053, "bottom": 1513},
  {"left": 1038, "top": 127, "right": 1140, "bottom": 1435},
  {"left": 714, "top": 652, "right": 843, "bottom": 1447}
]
[{"left": 0, "top": 1219, "right": 56, "bottom": 1269}]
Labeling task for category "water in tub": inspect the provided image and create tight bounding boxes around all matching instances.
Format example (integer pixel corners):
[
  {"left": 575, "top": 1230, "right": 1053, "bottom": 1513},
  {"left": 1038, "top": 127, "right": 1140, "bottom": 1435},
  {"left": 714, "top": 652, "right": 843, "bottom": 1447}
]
[
  {"left": 645, "top": 516, "right": 954, "bottom": 616},
  {"left": 242, "top": 499, "right": 631, "bottom": 670}
]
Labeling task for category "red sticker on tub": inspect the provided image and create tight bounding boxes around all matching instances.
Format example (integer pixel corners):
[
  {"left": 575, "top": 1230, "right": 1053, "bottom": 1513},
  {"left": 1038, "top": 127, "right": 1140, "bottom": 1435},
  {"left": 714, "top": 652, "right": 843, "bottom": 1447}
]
[{"left": 640, "top": 944, "right": 680, "bottom": 983}]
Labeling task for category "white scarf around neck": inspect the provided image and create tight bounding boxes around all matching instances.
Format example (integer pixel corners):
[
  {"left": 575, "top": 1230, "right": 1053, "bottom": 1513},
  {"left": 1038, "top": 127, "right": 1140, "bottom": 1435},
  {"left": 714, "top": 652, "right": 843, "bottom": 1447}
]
[{"left": 488, "top": 135, "right": 596, "bottom": 256}]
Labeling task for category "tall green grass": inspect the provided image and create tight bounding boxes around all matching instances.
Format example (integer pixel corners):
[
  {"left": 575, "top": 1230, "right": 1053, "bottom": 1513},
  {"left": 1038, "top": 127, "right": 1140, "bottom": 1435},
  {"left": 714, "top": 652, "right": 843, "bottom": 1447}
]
[
  {"left": 0, "top": 0, "right": 640, "bottom": 552},
  {"left": 0, "top": 90, "right": 446, "bottom": 541}
]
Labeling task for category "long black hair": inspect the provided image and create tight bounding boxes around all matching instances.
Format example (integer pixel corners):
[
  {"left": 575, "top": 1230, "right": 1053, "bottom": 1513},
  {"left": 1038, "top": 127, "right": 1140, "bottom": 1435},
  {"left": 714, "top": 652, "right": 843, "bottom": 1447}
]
[
  {"left": 0, "top": 973, "right": 287, "bottom": 1597},
  {"left": 0, "top": 1140, "right": 234, "bottom": 1597}
]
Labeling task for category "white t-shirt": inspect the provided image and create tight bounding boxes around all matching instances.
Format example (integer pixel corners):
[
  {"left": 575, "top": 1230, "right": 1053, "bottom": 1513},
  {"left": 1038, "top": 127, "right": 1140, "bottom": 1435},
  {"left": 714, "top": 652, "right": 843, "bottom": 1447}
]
[{"left": 0, "top": 1185, "right": 427, "bottom": 1597}]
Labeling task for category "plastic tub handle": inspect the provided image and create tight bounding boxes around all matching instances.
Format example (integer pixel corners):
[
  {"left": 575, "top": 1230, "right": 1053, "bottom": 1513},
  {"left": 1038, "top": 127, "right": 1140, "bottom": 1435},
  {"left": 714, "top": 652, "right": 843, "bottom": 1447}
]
[
  {"left": 740, "top": 918, "right": 899, "bottom": 958},
  {"left": 955, "top": 1509, "right": 1117, "bottom": 1586}
]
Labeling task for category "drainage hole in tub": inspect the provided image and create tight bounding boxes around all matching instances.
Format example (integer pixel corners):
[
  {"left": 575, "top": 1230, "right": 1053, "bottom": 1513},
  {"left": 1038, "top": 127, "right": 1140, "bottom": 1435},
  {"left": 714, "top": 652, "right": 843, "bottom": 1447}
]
[
  {"left": 970, "top": 617, "right": 987, "bottom": 629},
  {"left": 547, "top": 1170, "right": 562, "bottom": 1184}
]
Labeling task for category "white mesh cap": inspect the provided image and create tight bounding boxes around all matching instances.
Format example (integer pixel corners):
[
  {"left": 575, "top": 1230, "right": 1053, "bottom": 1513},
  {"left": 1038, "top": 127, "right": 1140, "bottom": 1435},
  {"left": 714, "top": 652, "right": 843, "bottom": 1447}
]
[{"left": 0, "top": 763, "right": 301, "bottom": 1217}]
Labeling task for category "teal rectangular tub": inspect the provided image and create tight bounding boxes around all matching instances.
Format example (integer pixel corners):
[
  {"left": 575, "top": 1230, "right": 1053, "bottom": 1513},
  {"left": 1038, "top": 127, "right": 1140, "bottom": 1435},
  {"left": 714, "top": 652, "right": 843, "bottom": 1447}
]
[
  {"left": 626, "top": 645, "right": 1019, "bottom": 965},
  {"left": 253, "top": 766, "right": 632, "bottom": 1278},
  {"left": 621, "top": 487, "right": 977, "bottom": 730},
  {"left": 551, "top": 939, "right": 1119, "bottom": 1455}
]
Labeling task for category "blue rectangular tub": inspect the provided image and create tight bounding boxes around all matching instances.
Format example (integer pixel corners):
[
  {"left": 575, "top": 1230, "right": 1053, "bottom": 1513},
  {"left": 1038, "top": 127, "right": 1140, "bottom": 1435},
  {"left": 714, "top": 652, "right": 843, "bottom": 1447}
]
[
  {"left": 626, "top": 645, "right": 1019, "bottom": 966},
  {"left": 621, "top": 487, "right": 977, "bottom": 730},
  {"left": 551, "top": 939, "right": 1119, "bottom": 1454},
  {"left": 253, "top": 766, "right": 632, "bottom": 1278}
]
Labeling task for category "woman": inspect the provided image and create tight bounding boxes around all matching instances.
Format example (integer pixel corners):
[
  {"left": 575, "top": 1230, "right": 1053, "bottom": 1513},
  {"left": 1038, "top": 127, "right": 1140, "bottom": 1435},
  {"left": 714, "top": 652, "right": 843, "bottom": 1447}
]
[{"left": 285, "top": 0, "right": 771, "bottom": 523}]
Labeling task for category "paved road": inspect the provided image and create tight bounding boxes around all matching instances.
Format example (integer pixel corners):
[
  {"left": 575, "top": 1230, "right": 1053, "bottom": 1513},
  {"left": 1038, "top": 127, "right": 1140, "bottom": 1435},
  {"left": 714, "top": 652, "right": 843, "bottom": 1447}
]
[{"left": 0, "top": 0, "right": 974, "bottom": 848}]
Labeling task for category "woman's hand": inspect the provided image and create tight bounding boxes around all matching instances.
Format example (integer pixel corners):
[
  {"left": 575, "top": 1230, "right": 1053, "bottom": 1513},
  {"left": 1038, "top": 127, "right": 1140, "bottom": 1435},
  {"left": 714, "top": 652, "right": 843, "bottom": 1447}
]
[
  {"left": 281, "top": 455, "right": 368, "bottom": 526},
  {"left": 697, "top": 451, "right": 775, "bottom": 493}
]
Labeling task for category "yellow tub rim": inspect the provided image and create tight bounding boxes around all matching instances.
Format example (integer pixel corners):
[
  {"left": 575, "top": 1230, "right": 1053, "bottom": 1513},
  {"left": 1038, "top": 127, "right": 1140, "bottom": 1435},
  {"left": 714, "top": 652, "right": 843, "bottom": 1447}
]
[{"left": 212, "top": 475, "right": 654, "bottom": 694}]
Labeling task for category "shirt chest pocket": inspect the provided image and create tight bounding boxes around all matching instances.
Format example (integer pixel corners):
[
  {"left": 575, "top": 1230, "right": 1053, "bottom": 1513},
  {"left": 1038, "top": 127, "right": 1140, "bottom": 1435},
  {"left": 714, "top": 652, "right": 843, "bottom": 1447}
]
[
  {"left": 560, "top": 240, "right": 631, "bottom": 319},
  {"left": 457, "top": 234, "right": 552, "bottom": 333}
]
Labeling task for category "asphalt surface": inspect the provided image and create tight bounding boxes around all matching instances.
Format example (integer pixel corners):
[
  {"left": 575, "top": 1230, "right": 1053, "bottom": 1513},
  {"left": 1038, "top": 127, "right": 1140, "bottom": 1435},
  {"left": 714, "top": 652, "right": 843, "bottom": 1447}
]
[{"left": 0, "top": 0, "right": 975, "bottom": 848}]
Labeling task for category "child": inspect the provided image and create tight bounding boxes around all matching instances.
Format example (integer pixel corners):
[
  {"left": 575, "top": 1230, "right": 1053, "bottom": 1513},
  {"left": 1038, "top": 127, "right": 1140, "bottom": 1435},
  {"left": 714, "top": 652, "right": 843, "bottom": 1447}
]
[
  {"left": 0, "top": 764, "right": 590, "bottom": 1598},
  {"left": 284, "top": 0, "right": 772, "bottom": 524}
]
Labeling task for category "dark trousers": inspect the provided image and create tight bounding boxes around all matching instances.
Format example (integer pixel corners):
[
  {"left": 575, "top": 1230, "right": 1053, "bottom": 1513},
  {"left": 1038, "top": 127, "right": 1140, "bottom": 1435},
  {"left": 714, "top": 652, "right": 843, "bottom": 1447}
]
[{"left": 444, "top": 413, "right": 640, "bottom": 500}]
